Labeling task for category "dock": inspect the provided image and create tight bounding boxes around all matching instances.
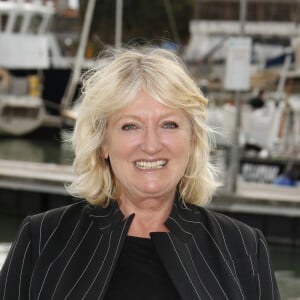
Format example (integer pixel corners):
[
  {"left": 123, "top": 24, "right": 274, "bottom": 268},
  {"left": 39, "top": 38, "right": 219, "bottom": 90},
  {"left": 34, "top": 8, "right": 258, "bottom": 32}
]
[
  {"left": 0, "top": 159, "right": 300, "bottom": 245},
  {"left": 214, "top": 180, "right": 300, "bottom": 216},
  {"left": 1, "top": 158, "right": 299, "bottom": 208},
  {"left": 0, "top": 159, "right": 73, "bottom": 195}
]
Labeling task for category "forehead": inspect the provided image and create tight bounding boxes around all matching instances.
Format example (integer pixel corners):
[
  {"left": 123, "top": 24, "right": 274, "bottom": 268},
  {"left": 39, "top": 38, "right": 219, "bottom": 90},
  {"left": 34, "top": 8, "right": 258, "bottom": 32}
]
[{"left": 110, "top": 91, "right": 187, "bottom": 121}]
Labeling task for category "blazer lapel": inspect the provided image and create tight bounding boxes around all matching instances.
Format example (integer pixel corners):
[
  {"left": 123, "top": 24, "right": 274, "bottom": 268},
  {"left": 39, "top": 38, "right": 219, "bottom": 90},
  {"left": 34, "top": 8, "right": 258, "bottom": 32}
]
[
  {"left": 156, "top": 200, "right": 245, "bottom": 300},
  {"left": 96, "top": 214, "right": 134, "bottom": 300},
  {"left": 151, "top": 231, "right": 210, "bottom": 300},
  {"left": 83, "top": 202, "right": 134, "bottom": 300}
]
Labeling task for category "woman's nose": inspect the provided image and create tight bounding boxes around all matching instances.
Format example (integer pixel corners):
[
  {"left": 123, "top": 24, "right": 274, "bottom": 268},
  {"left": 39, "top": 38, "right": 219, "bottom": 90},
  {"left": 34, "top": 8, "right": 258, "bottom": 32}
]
[{"left": 140, "top": 127, "right": 163, "bottom": 154}]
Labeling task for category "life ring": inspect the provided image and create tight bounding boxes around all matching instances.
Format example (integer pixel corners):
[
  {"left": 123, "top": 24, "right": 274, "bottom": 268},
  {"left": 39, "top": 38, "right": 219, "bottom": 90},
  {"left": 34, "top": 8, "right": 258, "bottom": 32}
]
[{"left": 0, "top": 68, "right": 11, "bottom": 92}]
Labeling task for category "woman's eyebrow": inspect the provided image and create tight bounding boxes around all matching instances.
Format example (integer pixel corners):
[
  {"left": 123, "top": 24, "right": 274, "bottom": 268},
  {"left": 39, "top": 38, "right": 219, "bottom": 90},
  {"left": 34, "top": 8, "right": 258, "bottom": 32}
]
[
  {"left": 112, "top": 114, "right": 141, "bottom": 123},
  {"left": 110, "top": 111, "right": 183, "bottom": 125}
]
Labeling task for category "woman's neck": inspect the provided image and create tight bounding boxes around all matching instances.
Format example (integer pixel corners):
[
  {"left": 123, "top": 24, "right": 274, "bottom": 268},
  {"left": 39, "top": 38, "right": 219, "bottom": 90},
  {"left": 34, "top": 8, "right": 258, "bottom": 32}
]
[{"left": 118, "top": 195, "right": 174, "bottom": 238}]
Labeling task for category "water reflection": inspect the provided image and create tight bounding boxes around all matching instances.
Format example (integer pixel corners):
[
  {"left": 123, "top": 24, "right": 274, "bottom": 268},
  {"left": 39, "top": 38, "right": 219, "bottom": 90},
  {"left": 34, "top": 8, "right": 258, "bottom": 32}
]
[
  {"left": 0, "top": 130, "right": 73, "bottom": 165},
  {"left": 272, "top": 246, "right": 300, "bottom": 275},
  {"left": 276, "top": 271, "right": 300, "bottom": 299},
  {"left": 1, "top": 138, "right": 44, "bottom": 162},
  {"left": 271, "top": 246, "right": 300, "bottom": 299},
  {"left": 0, "top": 214, "right": 22, "bottom": 270},
  {"left": 0, "top": 214, "right": 22, "bottom": 242}
]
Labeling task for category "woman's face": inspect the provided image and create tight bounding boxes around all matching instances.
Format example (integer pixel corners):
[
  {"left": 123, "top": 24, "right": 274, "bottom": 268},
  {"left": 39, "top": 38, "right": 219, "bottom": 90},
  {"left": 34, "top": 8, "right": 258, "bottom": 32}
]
[{"left": 101, "top": 91, "right": 193, "bottom": 202}]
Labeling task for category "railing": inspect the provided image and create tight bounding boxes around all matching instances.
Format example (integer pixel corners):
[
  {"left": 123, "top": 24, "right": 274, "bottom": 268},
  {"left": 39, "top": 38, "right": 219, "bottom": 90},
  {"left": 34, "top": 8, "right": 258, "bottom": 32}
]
[{"left": 0, "top": 0, "right": 54, "bottom": 34}]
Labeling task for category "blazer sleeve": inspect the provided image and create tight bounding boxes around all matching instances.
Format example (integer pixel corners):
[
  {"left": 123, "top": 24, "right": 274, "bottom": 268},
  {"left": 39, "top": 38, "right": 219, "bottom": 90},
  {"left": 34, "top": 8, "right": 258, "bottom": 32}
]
[
  {"left": 0, "top": 216, "right": 33, "bottom": 300},
  {"left": 255, "top": 229, "right": 281, "bottom": 300}
]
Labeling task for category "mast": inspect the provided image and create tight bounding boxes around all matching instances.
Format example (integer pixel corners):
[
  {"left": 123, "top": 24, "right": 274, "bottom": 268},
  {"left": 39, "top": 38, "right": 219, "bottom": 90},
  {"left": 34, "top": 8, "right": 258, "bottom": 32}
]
[
  {"left": 115, "top": 0, "right": 123, "bottom": 48},
  {"left": 60, "top": 0, "right": 96, "bottom": 111}
]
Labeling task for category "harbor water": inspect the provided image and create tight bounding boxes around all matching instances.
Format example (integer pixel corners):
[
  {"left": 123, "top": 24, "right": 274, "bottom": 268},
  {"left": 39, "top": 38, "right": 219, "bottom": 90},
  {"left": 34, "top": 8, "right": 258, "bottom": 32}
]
[{"left": 0, "top": 132, "right": 300, "bottom": 299}]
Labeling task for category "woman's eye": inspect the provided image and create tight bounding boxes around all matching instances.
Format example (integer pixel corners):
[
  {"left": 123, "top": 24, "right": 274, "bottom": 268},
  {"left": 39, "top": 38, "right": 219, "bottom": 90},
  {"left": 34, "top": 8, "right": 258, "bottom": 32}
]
[
  {"left": 121, "top": 124, "right": 137, "bottom": 131},
  {"left": 163, "top": 122, "right": 179, "bottom": 129}
]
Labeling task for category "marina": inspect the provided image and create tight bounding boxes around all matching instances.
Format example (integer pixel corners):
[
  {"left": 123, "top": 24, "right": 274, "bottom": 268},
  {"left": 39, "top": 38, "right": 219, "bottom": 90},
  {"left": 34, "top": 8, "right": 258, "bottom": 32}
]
[{"left": 0, "top": 157, "right": 300, "bottom": 207}]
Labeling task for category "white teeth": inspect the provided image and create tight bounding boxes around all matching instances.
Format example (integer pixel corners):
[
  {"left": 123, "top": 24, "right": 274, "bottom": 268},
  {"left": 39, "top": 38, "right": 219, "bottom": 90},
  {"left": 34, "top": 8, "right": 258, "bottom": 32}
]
[{"left": 135, "top": 160, "right": 167, "bottom": 170}]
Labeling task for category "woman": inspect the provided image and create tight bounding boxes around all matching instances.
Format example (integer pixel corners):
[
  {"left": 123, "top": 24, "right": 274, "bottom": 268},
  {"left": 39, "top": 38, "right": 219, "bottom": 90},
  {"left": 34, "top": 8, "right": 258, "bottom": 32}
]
[{"left": 0, "top": 47, "right": 280, "bottom": 299}]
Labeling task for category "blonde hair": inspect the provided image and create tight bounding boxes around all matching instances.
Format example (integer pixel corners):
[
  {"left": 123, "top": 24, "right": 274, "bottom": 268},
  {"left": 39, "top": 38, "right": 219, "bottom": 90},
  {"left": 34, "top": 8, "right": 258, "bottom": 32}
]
[{"left": 68, "top": 47, "right": 220, "bottom": 206}]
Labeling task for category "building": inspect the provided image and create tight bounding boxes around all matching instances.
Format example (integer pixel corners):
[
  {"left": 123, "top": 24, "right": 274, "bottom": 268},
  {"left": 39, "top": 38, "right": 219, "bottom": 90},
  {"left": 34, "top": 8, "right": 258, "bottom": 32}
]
[
  {"left": 186, "top": 0, "right": 300, "bottom": 62},
  {"left": 194, "top": 0, "right": 300, "bottom": 22}
]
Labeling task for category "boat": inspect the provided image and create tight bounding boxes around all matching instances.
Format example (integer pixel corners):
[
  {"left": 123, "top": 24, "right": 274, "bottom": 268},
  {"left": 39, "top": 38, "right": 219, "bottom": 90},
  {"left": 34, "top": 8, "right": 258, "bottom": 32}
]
[
  {"left": 0, "top": 0, "right": 102, "bottom": 135},
  {"left": 0, "top": 0, "right": 83, "bottom": 135},
  {"left": 0, "top": 0, "right": 54, "bottom": 135},
  {"left": 0, "top": 67, "right": 46, "bottom": 135},
  {"left": 0, "top": 94, "right": 46, "bottom": 136}
]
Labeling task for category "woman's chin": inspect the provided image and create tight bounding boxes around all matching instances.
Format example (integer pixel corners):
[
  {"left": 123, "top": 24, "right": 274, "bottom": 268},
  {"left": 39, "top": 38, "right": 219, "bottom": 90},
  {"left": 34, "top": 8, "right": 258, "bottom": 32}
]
[{"left": 134, "top": 184, "right": 175, "bottom": 199}]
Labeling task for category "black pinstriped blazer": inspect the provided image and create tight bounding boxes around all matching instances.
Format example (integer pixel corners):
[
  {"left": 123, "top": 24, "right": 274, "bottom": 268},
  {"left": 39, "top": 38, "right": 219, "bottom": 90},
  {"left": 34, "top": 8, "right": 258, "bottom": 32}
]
[{"left": 0, "top": 199, "right": 280, "bottom": 300}]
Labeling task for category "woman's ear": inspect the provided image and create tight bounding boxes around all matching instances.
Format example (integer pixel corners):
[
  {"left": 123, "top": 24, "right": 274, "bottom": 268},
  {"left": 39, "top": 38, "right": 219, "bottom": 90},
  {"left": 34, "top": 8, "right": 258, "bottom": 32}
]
[{"left": 100, "top": 144, "right": 109, "bottom": 159}]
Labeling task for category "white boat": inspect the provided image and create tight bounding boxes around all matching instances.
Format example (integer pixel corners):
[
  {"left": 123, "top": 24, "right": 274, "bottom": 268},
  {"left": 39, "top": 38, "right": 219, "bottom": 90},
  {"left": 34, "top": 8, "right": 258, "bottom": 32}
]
[
  {"left": 0, "top": 94, "right": 45, "bottom": 136},
  {"left": 0, "top": 0, "right": 67, "bottom": 135},
  {"left": 0, "top": 64, "right": 46, "bottom": 135},
  {"left": 0, "top": 0, "right": 101, "bottom": 135}
]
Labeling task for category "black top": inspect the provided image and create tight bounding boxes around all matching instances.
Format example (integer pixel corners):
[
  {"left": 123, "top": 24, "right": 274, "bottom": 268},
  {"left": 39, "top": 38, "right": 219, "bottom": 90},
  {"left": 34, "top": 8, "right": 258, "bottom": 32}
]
[{"left": 104, "top": 236, "right": 181, "bottom": 300}]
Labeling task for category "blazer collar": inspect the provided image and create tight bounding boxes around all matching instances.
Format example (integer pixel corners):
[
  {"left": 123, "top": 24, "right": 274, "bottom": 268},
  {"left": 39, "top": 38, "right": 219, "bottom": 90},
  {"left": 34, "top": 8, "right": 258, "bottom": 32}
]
[
  {"left": 86, "top": 199, "right": 245, "bottom": 300},
  {"left": 85, "top": 200, "right": 131, "bottom": 234},
  {"left": 87, "top": 195, "right": 203, "bottom": 241},
  {"left": 166, "top": 197, "right": 205, "bottom": 242}
]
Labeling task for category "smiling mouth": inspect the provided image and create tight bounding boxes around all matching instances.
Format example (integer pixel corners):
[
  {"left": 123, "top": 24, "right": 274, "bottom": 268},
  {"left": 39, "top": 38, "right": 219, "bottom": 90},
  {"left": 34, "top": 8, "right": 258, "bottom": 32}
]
[{"left": 135, "top": 160, "right": 167, "bottom": 170}]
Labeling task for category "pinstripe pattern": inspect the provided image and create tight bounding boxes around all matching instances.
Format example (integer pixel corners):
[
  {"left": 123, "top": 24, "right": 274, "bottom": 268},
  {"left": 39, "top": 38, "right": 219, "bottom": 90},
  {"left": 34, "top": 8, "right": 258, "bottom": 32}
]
[
  {"left": 61, "top": 234, "right": 104, "bottom": 300},
  {"left": 39, "top": 211, "right": 48, "bottom": 255},
  {"left": 184, "top": 243, "right": 213, "bottom": 300},
  {"left": 2, "top": 220, "right": 30, "bottom": 300},
  {"left": 258, "top": 273, "right": 262, "bottom": 300},
  {"left": 167, "top": 233, "right": 202, "bottom": 300},
  {"left": 18, "top": 240, "right": 31, "bottom": 300},
  {"left": 258, "top": 237, "right": 275, "bottom": 299},
  {"left": 209, "top": 213, "right": 238, "bottom": 277},
  {"left": 0, "top": 199, "right": 281, "bottom": 300},
  {"left": 190, "top": 234, "right": 230, "bottom": 299},
  {"left": 36, "top": 218, "right": 83, "bottom": 300},
  {"left": 50, "top": 221, "right": 95, "bottom": 299},
  {"left": 199, "top": 222, "right": 245, "bottom": 298},
  {"left": 81, "top": 231, "right": 113, "bottom": 299}
]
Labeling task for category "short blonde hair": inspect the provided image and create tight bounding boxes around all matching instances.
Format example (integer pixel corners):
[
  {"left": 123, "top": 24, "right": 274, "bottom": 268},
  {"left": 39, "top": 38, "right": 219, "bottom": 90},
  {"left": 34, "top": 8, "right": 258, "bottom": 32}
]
[{"left": 68, "top": 47, "right": 219, "bottom": 206}]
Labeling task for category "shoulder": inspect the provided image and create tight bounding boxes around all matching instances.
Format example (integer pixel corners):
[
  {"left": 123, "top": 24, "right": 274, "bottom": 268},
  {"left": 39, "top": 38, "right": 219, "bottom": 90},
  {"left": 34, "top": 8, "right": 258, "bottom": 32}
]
[
  {"left": 28, "top": 200, "right": 118, "bottom": 234},
  {"left": 25, "top": 200, "right": 118, "bottom": 259},
  {"left": 26, "top": 201, "right": 90, "bottom": 254},
  {"left": 200, "top": 206, "right": 256, "bottom": 236},
  {"left": 28, "top": 200, "right": 117, "bottom": 241},
  {"left": 183, "top": 204, "right": 259, "bottom": 253},
  {"left": 30, "top": 200, "right": 89, "bottom": 230}
]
